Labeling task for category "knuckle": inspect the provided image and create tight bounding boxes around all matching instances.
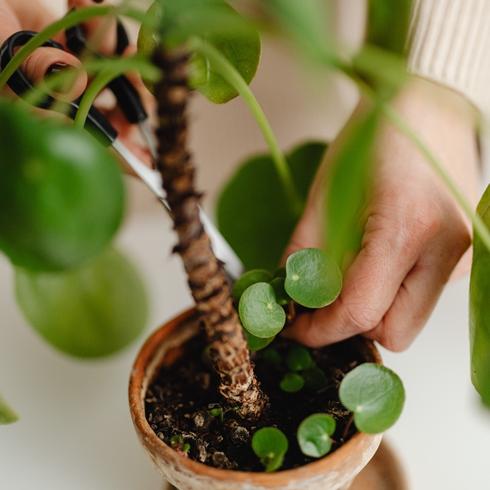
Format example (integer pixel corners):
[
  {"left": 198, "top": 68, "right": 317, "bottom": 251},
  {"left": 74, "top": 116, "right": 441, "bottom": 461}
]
[{"left": 340, "top": 297, "right": 380, "bottom": 334}]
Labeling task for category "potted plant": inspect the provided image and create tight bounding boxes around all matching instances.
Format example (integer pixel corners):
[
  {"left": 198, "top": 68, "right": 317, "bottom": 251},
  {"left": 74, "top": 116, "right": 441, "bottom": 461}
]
[
  {"left": 1, "top": 1, "right": 490, "bottom": 490},
  {"left": 130, "top": 1, "right": 406, "bottom": 489}
]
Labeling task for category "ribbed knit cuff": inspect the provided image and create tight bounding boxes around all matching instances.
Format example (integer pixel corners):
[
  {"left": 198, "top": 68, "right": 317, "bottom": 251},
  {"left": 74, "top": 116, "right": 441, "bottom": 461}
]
[{"left": 407, "top": 0, "right": 490, "bottom": 115}]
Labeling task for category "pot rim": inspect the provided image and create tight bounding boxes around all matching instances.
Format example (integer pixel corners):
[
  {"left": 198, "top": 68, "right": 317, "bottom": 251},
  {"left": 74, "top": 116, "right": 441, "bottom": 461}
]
[{"left": 128, "top": 308, "right": 382, "bottom": 485}]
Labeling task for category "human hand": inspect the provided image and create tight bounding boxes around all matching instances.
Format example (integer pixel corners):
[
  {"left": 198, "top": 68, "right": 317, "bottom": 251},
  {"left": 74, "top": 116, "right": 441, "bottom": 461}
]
[
  {"left": 0, "top": 0, "right": 153, "bottom": 165},
  {"left": 284, "top": 79, "right": 479, "bottom": 352}
]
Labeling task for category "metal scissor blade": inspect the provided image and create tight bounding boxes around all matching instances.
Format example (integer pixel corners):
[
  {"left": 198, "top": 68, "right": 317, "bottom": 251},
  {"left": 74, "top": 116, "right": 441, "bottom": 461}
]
[
  {"left": 112, "top": 139, "right": 244, "bottom": 279},
  {"left": 138, "top": 119, "right": 158, "bottom": 160}
]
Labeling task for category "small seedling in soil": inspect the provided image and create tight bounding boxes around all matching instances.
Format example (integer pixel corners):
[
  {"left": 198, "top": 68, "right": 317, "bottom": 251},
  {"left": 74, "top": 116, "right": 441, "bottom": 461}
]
[
  {"left": 297, "top": 413, "right": 336, "bottom": 458},
  {"left": 287, "top": 345, "right": 315, "bottom": 371},
  {"left": 251, "top": 427, "right": 289, "bottom": 472},
  {"left": 280, "top": 372, "right": 305, "bottom": 393},
  {"left": 170, "top": 434, "right": 191, "bottom": 455}
]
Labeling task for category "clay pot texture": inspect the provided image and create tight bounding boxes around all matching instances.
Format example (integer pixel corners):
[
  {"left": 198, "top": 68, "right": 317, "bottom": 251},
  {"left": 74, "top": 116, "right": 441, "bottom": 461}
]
[{"left": 129, "top": 309, "right": 383, "bottom": 490}]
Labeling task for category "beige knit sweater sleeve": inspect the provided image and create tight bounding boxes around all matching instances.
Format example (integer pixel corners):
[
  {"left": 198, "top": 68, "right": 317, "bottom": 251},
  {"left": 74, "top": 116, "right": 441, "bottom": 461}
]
[{"left": 408, "top": 0, "right": 490, "bottom": 114}]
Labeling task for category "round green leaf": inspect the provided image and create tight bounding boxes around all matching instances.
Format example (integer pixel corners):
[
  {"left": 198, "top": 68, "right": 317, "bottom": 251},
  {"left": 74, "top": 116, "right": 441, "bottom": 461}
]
[
  {"left": 297, "top": 413, "right": 336, "bottom": 458},
  {"left": 0, "top": 101, "right": 124, "bottom": 272},
  {"left": 15, "top": 247, "right": 148, "bottom": 358},
  {"left": 286, "top": 345, "right": 315, "bottom": 371},
  {"left": 280, "top": 373, "right": 304, "bottom": 393},
  {"left": 217, "top": 141, "right": 326, "bottom": 270},
  {"left": 233, "top": 269, "right": 273, "bottom": 301},
  {"left": 0, "top": 395, "right": 18, "bottom": 425},
  {"left": 339, "top": 363, "right": 405, "bottom": 434},
  {"left": 138, "top": 0, "right": 260, "bottom": 104},
  {"left": 251, "top": 427, "right": 288, "bottom": 472},
  {"left": 285, "top": 248, "right": 342, "bottom": 308},
  {"left": 270, "top": 277, "right": 289, "bottom": 305},
  {"left": 238, "top": 283, "right": 286, "bottom": 339},
  {"left": 244, "top": 329, "right": 275, "bottom": 352}
]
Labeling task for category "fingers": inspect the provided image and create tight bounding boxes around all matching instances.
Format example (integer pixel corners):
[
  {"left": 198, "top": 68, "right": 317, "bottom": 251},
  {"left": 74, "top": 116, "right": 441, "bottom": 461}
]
[
  {"left": 22, "top": 47, "right": 87, "bottom": 100},
  {"left": 68, "top": 0, "right": 117, "bottom": 55},
  {"left": 284, "top": 207, "right": 433, "bottom": 348},
  {"left": 0, "top": 3, "right": 87, "bottom": 100},
  {"left": 365, "top": 223, "right": 470, "bottom": 351}
]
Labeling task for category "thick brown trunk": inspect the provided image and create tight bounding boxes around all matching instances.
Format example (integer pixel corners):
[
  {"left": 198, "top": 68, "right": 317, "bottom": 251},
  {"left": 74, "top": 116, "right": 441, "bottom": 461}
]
[{"left": 152, "top": 47, "right": 266, "bottom": 419}]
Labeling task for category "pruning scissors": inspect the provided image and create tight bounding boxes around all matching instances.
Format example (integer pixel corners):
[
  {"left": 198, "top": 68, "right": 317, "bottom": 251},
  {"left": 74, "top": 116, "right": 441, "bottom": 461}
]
[{"left": 0, "top": 28, "right": 244, "bottom": 279}]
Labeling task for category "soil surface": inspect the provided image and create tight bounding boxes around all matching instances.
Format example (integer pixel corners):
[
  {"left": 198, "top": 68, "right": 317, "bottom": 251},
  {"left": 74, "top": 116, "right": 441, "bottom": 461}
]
[{"left": 145, "top": 332, "right": 372, "bottom": 472}]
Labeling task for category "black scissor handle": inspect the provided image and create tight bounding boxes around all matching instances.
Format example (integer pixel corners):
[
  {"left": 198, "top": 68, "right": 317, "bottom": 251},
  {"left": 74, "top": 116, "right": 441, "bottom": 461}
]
[
  {"left": 66, "top": 18, "right": 147, "bottom": 125},
  {"left": 0, "top": 30, "right": 117, "bottom": 145}
]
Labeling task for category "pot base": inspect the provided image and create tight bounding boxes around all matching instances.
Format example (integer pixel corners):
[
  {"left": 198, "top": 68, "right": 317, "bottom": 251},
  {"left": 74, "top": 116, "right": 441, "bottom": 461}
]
[{"left": 162, "top": 441, "right": 407, "bottom": 490}]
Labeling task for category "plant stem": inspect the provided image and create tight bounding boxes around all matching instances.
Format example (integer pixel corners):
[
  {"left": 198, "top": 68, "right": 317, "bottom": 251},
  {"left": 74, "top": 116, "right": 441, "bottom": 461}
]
[
  {"left": 73, "top": 57, "right": 159, "bottom": 128},
  {"left": 74, "top": 70, "right": 114, "bottom": 128},
  {"left": 189, "top": 37, "right": 303, "bottom": 216},
  {"left": 383, "top": 105, "right": 490, "bottom": 252},
  {"left": 152, "top": 45, "right": 267, "bottom": 419}
]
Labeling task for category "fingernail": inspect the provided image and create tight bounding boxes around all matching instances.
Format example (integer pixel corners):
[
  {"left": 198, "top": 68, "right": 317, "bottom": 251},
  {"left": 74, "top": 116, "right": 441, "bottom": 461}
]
[{"left": 46, "top": 62, "right": 69, "bottom": 76}]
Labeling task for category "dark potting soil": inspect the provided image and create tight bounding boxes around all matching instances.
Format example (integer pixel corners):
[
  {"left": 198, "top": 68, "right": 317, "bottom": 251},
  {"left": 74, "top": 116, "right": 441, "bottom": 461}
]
[{"left": 145, "top": 331, "right": 372, "bottom": 472}]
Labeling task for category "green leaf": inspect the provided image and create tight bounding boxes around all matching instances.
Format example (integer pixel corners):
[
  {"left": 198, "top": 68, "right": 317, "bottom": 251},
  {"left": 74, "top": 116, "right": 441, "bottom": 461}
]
[
  {"left": 352, "top": 45, "right": 408, "bottom": 99},
  {"left": 244, "top": 329, "right": 275, "bottom": 352},
  {"left": 270, "top": 277, "right": 289, "bottom": 305},
  {"left": 297, "top": 413, "right": 336, "bottom": 458},
  {"left": 233, "top": 269, "right": 273, "bottom": 302},
  {"left": 286, "top": 345, "right": 315, "bottom": 371},
  {"left": 470, "top": 185, "right": 490, "bottom": 406},
  {"left": 0, "top": 395, "right": 18, "bottom": 425},
  {"left": 0, "top": 101, "right": 124, "bottom": 272},
  {"left": 217, "top": 141, "right": 326, "bottom": 270},
  {"left": 366, "top": 0, "right": 412, "bottom": 55},
  {"left": 280, "top": 373, "right": 304, "bottom": 393},
  {"left": 138, "top": 0, "right": 260, "bottom": 104},
  {"left": 238, "top": 282, "right": 286, "bottom": 338},
  {"left": 264, "top": 0, "right": 333, "bottom": 65},
  {"left": 15, "top": 247, "right": 148, "bottom": 358},
  {"left": 251, "top": 427, "right": 288, "bottom": 472},
  {"left": 325, "top": 109, "right": 380, "bottom": 267},
  {"left": 339, "top": 363, "right": 405, "bottom": 434},
  {"left": 285, "top": 248, "right": 342, "bottom": 308},
  {"left": 303, "top": 367, "right": 328, "bottom": 391}
]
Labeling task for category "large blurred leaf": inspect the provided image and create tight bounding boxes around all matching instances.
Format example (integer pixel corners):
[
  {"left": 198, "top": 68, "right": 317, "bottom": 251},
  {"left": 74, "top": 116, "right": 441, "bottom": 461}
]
[
  {"left": 470, "top": 185, "right": 490, "bottom": 406},
  {"left": 217, "top": 141, "right": 326, "bottom": 270},
  {"left": 264, "top": 0, "right": 333, "bottom": 65},
  {"left": 0, "top": 395, "right": 18, "bottom": 425},
  {"left": 138, "top": 0, "right": 260, "bottom": 103},
  {"left": 0, "top": 101, "right": 124, "bottom": 272},
  {"left": 15, "top": 248, "right": 148, "bottom": 359},
  {"left": 325, "top": 110, "right": 380, "bottom": 267},
  {"left": 367, "top": 0, "right": 412, "bottom": 55}
]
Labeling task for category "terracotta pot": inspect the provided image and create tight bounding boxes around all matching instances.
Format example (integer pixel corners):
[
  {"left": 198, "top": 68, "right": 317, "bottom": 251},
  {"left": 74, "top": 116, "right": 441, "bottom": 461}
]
[{"left": 129, "top": 309, "right": 383, "bottom": 490}]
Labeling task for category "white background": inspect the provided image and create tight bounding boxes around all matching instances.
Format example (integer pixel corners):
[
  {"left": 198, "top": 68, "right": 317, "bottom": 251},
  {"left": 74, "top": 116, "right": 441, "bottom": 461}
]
[{"left": 1, "top": 1, "right": 490, "bottom": 488}]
